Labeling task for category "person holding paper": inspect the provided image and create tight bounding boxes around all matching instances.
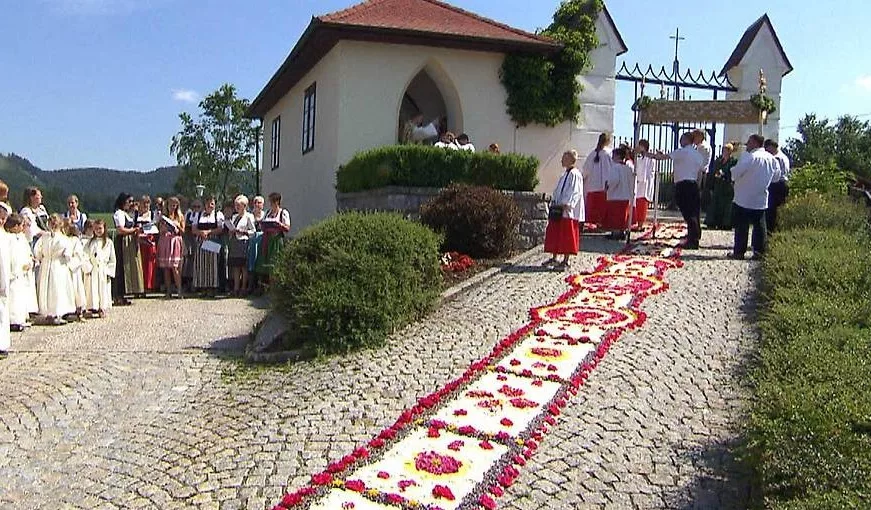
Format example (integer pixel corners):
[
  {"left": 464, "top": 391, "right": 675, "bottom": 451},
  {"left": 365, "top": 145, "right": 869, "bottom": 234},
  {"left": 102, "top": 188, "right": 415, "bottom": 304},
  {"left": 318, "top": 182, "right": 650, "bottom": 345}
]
[
  {"left": 255, "top": 192, "right": 291, "bottom": 281},
  {"left": 112, "top": 193, "right": 144, "bottom": 306},
  {"left": 158, "top": 196, "right": 186, "bottom": 299},
  {"left": 192, "top": 196, "right": 224, "bottom": 294},
  {"left": 227, "top": 195, "right": 257, "bottom": 297}
]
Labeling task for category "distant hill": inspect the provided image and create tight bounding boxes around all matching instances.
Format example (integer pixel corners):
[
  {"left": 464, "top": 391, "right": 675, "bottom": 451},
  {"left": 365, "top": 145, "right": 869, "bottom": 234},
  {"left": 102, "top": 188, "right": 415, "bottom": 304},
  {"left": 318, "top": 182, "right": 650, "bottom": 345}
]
[{"left": 0, "top": 153, "right": 180, "bottom": 213}]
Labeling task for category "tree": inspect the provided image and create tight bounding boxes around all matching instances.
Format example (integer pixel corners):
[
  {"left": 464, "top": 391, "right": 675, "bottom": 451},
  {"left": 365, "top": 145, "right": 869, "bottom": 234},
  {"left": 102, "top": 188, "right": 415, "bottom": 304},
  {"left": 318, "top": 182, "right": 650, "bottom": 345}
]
[
  {"left": 170, "top": 84, "right": 261, "bottom": 204},
  {"left": 786, "top": 114, "right": 871, "bottom": 181}
]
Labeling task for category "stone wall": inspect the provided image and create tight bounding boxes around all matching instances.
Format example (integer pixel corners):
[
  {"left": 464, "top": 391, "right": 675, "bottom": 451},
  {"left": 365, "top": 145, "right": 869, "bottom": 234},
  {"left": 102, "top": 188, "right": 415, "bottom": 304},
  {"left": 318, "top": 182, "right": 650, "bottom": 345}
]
[{"left": 336, "top": 186, "right": 550, "bottom": 250}]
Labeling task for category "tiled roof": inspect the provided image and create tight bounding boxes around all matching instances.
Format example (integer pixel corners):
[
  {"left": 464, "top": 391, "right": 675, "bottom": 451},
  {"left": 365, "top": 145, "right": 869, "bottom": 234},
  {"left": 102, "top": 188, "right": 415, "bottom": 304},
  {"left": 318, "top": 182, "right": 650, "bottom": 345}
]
[
  {"left": 720, "top": 14, "right": 793, "bottom": 77},
  {"left": 317, "top": 0, "right": 558, "bottom": 47}
]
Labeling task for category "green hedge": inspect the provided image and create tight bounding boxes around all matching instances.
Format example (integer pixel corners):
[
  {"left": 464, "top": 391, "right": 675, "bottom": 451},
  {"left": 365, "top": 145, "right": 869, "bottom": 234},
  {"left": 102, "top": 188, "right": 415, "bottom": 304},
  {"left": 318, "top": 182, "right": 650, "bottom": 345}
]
[
  {"left": 336, "top": 145, "right": 539, "bottom": 193},
  {"left": 748, "top": 193, "right": 871, "bottom": 508},
  {"left": 270, "top": 212, "right": 442, "bottom": 355},
  {"left": 788, "top": 162, "right": 853, "bottom": 198}
]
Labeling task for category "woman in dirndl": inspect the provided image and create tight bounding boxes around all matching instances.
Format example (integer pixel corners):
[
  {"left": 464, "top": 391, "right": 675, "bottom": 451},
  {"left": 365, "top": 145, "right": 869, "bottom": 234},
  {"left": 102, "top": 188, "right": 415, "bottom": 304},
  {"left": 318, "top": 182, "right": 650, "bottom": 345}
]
[
  {"left": 112, "top": 193, "right": 144, "bottom": 306},
  {"left": 182, "top": 199, "right": 201, "bottom": 292},
  {"left": 158, "top": 196, "right": 186, "bottom": 298},
  {"left": 543, "top": 150, "right": 585, "bottom": 270},
  {"left": 227, "top": 195, "right": 257, "bottom": 297},
  {"left": 254, "top": 192, "right": 291, "bottom": 283},
  {"left": 191, "top": 196, "right": 224, "bottom": 295}
]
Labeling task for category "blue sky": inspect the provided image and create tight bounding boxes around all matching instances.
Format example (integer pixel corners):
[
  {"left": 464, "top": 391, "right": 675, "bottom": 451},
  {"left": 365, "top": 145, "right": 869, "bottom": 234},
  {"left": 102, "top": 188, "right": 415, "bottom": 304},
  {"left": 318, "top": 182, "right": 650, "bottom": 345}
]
[{"left": 2, "top": 0, "right": 869, "bottom": 171}]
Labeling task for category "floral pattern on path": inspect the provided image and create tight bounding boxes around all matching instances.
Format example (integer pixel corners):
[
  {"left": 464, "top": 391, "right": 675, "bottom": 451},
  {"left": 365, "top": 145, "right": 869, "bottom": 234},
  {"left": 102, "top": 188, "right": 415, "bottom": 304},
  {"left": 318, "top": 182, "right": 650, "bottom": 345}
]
[{"left": 272, "top": 224, "right": 688, "bottom": 510}]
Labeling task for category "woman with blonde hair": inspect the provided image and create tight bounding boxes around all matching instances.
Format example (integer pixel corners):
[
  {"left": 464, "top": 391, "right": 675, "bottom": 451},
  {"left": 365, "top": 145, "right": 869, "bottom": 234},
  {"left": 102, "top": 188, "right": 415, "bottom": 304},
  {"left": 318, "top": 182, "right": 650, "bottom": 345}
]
[
  {"left": 227, "top": 195, "right": 257, "bottom": 297},
  {"left": 543, "top": 150, "right": 585, "bottom": 270},
  {"left": 158, "top": 196, "right": 186, "bottom": 298},
  {"left": 63, "top": 195, "right": 87, "bottom": 234}
]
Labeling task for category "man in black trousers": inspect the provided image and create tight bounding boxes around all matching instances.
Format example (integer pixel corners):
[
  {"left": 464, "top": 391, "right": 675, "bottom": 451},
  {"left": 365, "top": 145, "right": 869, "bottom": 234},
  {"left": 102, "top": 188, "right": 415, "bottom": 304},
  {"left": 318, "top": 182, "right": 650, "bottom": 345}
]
[
  {"left": 764, "top": 139, "right": 790, "bottom": 232},
  {"left": 728, "top": 134, "right": 778, "bottom": 260},
  {"left": 652, "top": 132, "right": 706, "bottom": 249}
]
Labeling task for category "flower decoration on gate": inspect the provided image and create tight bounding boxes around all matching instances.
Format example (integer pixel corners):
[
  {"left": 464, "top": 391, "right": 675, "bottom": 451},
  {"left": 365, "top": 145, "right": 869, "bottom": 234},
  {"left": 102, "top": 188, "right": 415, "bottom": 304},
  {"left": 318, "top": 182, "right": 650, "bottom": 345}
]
[{"left": 270, "top": 225, "right": 688, "bottom": 510}]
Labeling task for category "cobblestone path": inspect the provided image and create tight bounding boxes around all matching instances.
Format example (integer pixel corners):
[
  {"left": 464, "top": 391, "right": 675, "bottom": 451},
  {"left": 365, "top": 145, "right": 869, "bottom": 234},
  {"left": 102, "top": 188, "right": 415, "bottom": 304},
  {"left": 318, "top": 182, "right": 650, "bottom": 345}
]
[{"left": 0, "top": 230, "right": 756, "bottom": 509}]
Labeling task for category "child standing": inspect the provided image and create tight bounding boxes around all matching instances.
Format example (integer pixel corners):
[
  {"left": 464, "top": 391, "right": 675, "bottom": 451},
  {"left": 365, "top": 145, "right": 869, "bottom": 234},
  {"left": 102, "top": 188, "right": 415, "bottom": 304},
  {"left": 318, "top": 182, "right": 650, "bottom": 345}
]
[
  {"left": 603, "top": 146, "right": 635, "bottom": 240},
  {"left": 85, "top": 220, "right": 116, "bottom": 318},
  {"left": 0, "top": 202, "right": 11, "bottom": 356},
  {"left": 6, "top": 214, "right": 36, "bottom": 331},
  {"left": 64, "top": 220, "right": 90, "bottom": 321},
  {"left": 34, "top": 214, "right": 75, "bottom": 325}
]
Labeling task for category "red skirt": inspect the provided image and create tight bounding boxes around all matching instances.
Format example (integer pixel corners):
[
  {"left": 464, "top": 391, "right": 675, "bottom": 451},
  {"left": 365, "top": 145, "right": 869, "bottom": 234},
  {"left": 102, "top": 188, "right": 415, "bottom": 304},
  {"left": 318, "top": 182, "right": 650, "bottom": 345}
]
[
  {"left": 633, "top": 198, "right": 649, "bottom": 226},
  {"left": 139, "top": 235, "right": 158, "bottom": 290},
  {"left": 585, "top": 191, "right": 607, "bottom": 225},
  {"left": 603, "top": 200, "right": 630, "bottom": 230},
  {"left": 544, "top": 218, "right": 580, "bottom": 255}
]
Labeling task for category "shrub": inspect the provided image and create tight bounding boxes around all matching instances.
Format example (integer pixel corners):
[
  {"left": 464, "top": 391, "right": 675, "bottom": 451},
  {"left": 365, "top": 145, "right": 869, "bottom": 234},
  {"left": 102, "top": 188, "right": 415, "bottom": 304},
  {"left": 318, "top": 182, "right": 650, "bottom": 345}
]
[
  {"left": 747, "top": 193, "right": 871, "bottom": 508},
  {"left": 779, "top": 192, "right": 869, "bottom": 233},
  {"left": 270, "top": 212, "right": 442, "bottom": 355},
  {"left": 788, "top": 162, "right": 853, "bottom": 197},
  {"left": 420, "top": 184, "right": 521, "bottom": 259},
  {"left": 336, "top": 145, "right": 539, "bottom": 193}
]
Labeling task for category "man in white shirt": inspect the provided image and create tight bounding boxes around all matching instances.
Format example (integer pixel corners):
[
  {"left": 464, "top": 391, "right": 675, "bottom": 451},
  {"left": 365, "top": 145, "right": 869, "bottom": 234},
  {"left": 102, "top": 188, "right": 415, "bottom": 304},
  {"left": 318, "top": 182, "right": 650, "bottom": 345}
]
[
  {"left": 763, "top": 139, "right": 790, "bottom": 232},
  {"left": 456, "top": 133, "right": 475, "bottom": 152},
  {"left": 651, "top": 132, "right": 706, "bottom": 249},
  {"left": 729, "top": 134, "right": 778, "bottom": 260},
  {"left": 434, "top": 132, "right": 460, "bottom": 150}
]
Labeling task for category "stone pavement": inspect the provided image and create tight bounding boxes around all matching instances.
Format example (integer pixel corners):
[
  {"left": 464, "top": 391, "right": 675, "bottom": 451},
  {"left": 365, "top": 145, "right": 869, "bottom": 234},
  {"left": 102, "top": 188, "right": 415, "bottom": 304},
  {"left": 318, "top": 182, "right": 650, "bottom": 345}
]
[{"left": 0, "top": 229, "right": 756, "bottom": 509}]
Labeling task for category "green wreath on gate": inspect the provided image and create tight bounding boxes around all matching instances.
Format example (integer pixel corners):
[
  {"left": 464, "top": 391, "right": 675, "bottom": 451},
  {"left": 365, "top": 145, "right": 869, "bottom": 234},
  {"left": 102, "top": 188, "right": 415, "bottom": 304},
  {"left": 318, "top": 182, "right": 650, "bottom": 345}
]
[
  {"left": 750, "top": 93, "right": 777, "bottom": 114},
  {"left": 499, "top": 0, "right": 603, "bottom": 127},
  {"left": 631, "top": 95, "right": 655, "bottom": 112}
]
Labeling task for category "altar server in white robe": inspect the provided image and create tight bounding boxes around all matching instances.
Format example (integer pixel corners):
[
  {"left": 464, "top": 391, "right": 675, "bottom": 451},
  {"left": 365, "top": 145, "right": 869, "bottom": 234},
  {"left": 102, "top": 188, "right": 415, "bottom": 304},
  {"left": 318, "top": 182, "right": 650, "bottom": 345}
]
[
  {"left": 64, "top": 219, "right": 90, "bottom": 319},
  {"left": 0, "top": 202, "right": 11, "bottom": 354},
  {"left": 85, "top": 219, "right": 116, "bottom": 317},
  {"left": 6, "top": 214, "right": 36, "bottom": 330},
  {"left": 632, "top": 140, "right": 657, "bottom": 228},
  {"left": 34, "top": 214, "right": 75, "bottom": 325}
]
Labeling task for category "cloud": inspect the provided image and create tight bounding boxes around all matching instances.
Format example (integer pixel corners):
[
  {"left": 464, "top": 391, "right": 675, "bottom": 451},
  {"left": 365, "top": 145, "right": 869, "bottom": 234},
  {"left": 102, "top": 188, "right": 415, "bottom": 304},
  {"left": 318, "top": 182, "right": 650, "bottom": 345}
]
[
  {"left": 172, "top": 89, "right": 200, "bottom": 104},
  {"left": 856, "top": 76, "right": 871, "bottom": 91}
]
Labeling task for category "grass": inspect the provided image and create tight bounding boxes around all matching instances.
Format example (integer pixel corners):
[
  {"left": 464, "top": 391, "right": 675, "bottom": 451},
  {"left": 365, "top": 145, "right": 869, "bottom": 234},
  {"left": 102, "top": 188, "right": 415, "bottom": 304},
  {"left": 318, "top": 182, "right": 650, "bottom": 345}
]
[
  {"left": 88, "top": 212, "right": 116, "bottom": 232},
  {"left": 746, "top": 193, "right": 871, "bottom": 509}
]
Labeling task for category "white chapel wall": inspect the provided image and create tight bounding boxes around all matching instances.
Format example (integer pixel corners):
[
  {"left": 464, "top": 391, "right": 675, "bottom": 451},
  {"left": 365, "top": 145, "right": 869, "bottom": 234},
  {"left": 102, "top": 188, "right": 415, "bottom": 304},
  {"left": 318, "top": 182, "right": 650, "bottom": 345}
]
[{"left": 261, "top": 48, "right": 342, "bottom": 236}]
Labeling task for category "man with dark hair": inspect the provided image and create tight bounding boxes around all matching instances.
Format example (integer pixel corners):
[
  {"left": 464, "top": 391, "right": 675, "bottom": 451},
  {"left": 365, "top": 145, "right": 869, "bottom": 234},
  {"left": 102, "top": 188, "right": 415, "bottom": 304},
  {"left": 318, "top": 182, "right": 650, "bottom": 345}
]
[
  {"left": 763, "top": 138, "right": 790, "bottom": 232},
  {"left": 729, "top": 134, "right": 778, "bottom": 260},
  {"left": 456, "top": 133, "right": 475, "bottom": 152},
  {"left": 651, "top": 132, "right": 706, "bottom": 249}
]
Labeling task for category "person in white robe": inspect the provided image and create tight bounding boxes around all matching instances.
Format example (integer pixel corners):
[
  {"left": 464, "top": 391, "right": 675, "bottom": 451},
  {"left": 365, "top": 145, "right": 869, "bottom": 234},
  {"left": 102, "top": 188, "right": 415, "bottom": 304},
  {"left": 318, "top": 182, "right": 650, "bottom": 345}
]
[
  {"left": 0, "top": 202, "right": 11, "bottom": 355},
  {"left": 434, "top": 132, "right": 460, "bottom": 150},
  {"left": 581, "top": 133, "right": 613, "bottom": 226},
  {"left": 85, "top": 220, "right": 116, "bottom": 317},
  {"left": 542, "top": 150, "right": 585, "bottom": 270},
  {"left": 632, "top": 140, "right": 657, "bottom": 229},
  {"left": 456, "top": 133, "right": 475, "bottom": 152},
  {"left": 6, "top": 214, "right": 36, "bottom": 330},
  {"left": 34, "top": 215, "right": 75, "bottom": 325},
  {"left": 65, "top": 221, "right": 90, "bottom": 319}
]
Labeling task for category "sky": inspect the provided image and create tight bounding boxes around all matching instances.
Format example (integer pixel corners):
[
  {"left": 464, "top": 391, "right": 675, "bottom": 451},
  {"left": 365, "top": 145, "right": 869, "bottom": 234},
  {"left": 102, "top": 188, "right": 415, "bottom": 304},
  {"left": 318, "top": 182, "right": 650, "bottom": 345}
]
[{"left": 1, "top": 0, "right": 870, "bottom": 172}]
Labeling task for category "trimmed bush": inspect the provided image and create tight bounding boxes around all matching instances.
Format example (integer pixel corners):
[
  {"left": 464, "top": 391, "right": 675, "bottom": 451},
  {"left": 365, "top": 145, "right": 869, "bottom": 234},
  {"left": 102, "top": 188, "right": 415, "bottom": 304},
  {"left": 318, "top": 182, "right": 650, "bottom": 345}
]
[
  {"left": 270, "top": 212, "right": 442, "bottom": 355},
  {"left": 778, "top": 192, "right": 869, "bottom": 233},
  {"left": 336, "top": 145, "right": 539, "bottom": 193},
  {"left": 747, "top": 193, "right": 871, "bottom": 508},
  {"left": 420, "top": 184, "right": 521, "bottom": 259}
]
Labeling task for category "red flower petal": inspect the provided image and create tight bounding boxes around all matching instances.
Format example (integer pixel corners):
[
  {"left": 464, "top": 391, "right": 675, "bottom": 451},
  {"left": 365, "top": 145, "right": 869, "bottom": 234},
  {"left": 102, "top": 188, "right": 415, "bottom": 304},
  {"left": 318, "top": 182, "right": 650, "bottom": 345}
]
[
  {"left": 377, "top": 471, "right": 390, "bottom": 479},
  {"left": 500, "top": 417, "right": 514, "bottom": 427},
  {"left": 432, "top": 484, "right": 456, "bottom": 501},
  {"left": 344, "top": 480, "right": 365, "bottom": 492}
]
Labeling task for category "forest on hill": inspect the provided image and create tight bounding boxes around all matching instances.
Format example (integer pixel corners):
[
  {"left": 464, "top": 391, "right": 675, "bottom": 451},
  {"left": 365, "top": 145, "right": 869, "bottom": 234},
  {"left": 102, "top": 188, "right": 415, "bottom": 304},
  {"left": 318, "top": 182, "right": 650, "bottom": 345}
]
[{"left": 0, "top": 153, "right": 180, "bottom": 213}]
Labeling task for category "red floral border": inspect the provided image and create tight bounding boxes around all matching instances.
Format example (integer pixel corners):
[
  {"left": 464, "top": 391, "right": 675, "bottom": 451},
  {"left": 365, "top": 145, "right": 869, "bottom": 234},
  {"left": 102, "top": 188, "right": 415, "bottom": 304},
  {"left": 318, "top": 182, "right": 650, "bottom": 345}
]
[{"left": 271, "top": 226, "right": 687, "bottom": 510}]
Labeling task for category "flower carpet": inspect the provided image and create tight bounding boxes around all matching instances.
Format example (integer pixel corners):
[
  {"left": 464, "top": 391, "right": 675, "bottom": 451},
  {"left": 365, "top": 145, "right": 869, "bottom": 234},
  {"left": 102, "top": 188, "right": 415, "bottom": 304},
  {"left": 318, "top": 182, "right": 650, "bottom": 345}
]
[{"left": 272, "top": 224, "right": 688, "bottom": 510}]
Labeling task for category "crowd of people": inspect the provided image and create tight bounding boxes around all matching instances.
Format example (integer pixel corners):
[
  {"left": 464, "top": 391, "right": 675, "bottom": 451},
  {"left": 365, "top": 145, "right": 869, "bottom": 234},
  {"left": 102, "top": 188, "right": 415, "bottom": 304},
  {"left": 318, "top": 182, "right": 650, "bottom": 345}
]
[
  {"left": 401, "top": 112, "right": 501, "bottom": 154},
  {"left": 542, "top": 130, "right": 791, "bottom": 267},
  {"left": 0, "top": 183, "right": 292, "bottom": 356}
]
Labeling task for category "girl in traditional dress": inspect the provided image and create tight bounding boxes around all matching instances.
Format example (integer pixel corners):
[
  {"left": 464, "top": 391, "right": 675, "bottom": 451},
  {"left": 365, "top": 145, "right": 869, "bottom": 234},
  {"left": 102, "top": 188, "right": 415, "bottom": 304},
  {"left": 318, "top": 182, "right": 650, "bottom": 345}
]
[
  {"left": 543, "top": 150, "right": 584, "bottom": 270},
  {"left": 6, "top": 214, "right": 36, "bottom": 331},
  {"left": 632, "top": 140, "right": 657, "bottom": 229},
  {"left": 63, "top": 195, "right": 88, "bottom": 233},
  {"left": 137, "top": 195, "right": 159, "bottom": 292},
  {"left": 255, "top": 192, "right": 291, "bottom": 284},
  {"left": 34, "top": 214, "right": 75, "bottom": 325},
  {"left": 112, "top": 193, "right": 144, "bottom": 306},
  {"left": 20, "top": 186, "right": 50, "bottom": 246},
  {"left": 85, "top": 220, "right": 116, "bottom": 318},
  {"left": 157, "top": 196, "right": 185, "bottom": 299},
  {"left": 581, "top": 133, "right": 612, "bottom": 228},
  {"left": 0, "top": 203, "right": 11, "bottom": 355},
  {"left": 63, "top": 220, "right": 90, "bottom": 320},
  {"left": 603, "top": 147, "right": 635, "bottom": 240},
  {"left": 227, "top": 195, "right": 257, "bottom": 297},
  {"left": 192, "top": 196, "right": 224, "bottom": 294},
  {"left": 247, "top": 195, "right": 265, "bottom": 293},
  {"left": 182, "top": 199, "right": 201, "bottom": 293}
]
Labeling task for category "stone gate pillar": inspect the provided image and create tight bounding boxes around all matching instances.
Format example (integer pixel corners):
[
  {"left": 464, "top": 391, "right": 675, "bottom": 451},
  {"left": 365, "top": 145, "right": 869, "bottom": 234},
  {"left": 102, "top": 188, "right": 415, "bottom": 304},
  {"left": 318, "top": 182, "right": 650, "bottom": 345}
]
[{"left": 721, "top": 14, "right": 793, "bottom": 146}]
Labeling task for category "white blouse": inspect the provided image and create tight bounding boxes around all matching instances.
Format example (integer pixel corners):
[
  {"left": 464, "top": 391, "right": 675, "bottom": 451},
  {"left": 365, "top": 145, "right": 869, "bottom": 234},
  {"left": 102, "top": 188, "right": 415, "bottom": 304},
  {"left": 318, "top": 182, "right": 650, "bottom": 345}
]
[
  {"left": 20, "top": 205, "right": 48, "bottom": 242},
  {"left": 551, "top": 167, "right": 585, "bottom": 222},
  {"left": 229, "top": 212, "right": 257, "bottom": 240}
]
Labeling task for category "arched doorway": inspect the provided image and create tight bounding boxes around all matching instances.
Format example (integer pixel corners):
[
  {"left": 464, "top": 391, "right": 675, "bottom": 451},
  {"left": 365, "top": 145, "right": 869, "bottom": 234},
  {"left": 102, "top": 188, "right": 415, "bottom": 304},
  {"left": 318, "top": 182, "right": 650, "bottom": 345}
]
[{"left": 397, "top": 63, "right": 463, "bottom": 143}]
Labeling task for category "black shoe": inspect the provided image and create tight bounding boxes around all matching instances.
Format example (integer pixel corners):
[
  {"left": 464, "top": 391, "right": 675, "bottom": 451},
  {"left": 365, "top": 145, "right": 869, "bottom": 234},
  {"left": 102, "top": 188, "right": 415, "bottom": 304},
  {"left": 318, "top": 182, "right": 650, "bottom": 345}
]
[
  {"left": 10, "top": 324, "right": 25, "bottom": 332},
  {"left": 751, "top": 252, "right": 764, "bottom": 261},
  {"left": 0, "top": 351, "right": 7, "bottom": 359},
  {"left": 684, "top": 242, "right": 700, "bottom": 250},
  {"left": 726, "top": 252, "right": 744, "bottom": 260}
]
